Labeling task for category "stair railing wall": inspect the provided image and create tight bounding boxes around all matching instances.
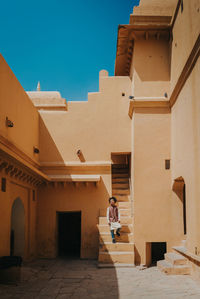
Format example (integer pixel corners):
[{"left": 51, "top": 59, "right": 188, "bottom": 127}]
[{"left": 129, "top": 177, "right": 134, "bottom": 218}]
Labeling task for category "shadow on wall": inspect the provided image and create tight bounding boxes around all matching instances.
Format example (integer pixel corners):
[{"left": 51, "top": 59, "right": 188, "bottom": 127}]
[
  {"left": 135, "top": 245, "right": 141, "bottom": 265},
  {"left": 39, "top": 115, "right": 64, "bottom": 163},
  {"left": 172, "top": 176, "right": 186, "bottom": 234},
  {"left": 172, "top": 176, "right": 185, "bottom": 201},
  {"left": 37, "top": 177, "right": 111, "bottom": 260},
  {"left": 134, "top": 40, "right": 170, "bottom": 82}
]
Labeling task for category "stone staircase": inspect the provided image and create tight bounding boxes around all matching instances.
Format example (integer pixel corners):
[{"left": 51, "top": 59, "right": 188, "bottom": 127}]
[
  {"left": 98, "top": 164, "right": 134, "bottom": 267},
  {"left": 157, "top": 252, "right": 190, "bottom": 275}
]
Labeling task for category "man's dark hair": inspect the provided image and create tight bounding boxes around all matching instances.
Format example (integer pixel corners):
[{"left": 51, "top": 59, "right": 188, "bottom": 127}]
[{"left": 109, "top": 197, "right": 117, "bottom": 203}]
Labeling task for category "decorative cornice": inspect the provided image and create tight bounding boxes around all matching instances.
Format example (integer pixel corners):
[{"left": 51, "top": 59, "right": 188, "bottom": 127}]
[
  {"left": 129, "top": 15, "right": 172, "bottom": 26},
  {"left": 115, "top": 21, "right": 171, "bottom": 76},
  {"left": 0, "top": 134, "right": 39, "bottom": 169},
  {"left": 0, "top": 136, "right": 49, "bottom": 181},
  {"left": 0, "top": 152, "right": 46, "bottom": 187}
]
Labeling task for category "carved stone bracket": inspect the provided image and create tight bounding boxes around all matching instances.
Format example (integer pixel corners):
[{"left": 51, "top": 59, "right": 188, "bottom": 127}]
[{"left": 0, "top": 154, "right": 45, "bottom": 187}]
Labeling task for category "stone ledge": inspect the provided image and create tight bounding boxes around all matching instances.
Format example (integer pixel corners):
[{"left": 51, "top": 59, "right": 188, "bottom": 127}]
[
  {"left": 173, "top": 246, "right": 200, "bottom": 264},
  {"left": 47, "top": 174, "right": 101, "bottom": 182}
]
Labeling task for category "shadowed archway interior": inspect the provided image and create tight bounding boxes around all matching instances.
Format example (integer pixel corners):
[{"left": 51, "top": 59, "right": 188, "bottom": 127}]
[{"left": 10, "top": 198, "right": 25, "bottom": 257}]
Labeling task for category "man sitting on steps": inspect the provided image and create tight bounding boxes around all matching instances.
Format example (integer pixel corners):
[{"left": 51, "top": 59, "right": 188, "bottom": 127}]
[{"left": 107, "top": 197, "right": 121, "bottom": 243}]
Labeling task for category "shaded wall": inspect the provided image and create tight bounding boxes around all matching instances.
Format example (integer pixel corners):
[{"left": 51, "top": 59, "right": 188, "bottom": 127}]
[
  {"left": 130, "top": 39, "right": 170, "bottom": 97},
  {"left": 37, "top": 176, "right": 110, "bottom": 259},
  {"left": 0, "top": 55, "right": 39, "bottom": 163},
  {"left": 0, "top": 174, "right": 37, "bottom": 260},
  {"left": 11, "top": 198, "right": 25, "bottom": 256}
]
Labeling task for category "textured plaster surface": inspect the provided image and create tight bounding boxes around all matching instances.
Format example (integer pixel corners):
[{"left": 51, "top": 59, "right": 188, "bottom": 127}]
[{"left": 1, "top": 259, "right": 200, "bottom": 298}]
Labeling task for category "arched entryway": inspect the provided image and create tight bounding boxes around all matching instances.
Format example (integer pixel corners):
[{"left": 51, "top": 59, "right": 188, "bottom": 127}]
[
  {"left": 10, "top": 198, "right": 25, "bottom": 257},
  {"left": 172, "top": 177, "right": 187, "bottom": 235}
]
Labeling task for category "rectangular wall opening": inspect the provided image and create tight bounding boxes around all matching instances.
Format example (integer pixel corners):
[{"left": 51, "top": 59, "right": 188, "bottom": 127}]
[
  {"left": 151, "top": 242, "right": 166, "bottom": 265},
  {"left": 57, "top": 211, "right": 81, "bottom": 258}
]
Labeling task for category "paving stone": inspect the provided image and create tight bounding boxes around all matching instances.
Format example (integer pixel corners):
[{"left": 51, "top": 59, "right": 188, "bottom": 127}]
[{"left": 0, "top": 259, "right": 200, "bottom": 298}]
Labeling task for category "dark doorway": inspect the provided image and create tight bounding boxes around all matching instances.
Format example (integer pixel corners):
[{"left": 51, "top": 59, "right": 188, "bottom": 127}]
[
  {"left": 151, "top": 242, "right": 166, "bottom": 265},
  {"left": 183, "top": 184, "right": 187, "bottom": 235},
  {"left": 10, "top": 198, "right": 25, "bottom": 257},
  {"left": 57, "top": 211, "right": 81, "bottom": 257}
]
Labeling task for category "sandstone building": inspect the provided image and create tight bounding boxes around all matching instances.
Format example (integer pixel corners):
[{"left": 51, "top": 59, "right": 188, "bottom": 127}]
[{"left": 0, "top": 0, "right": 200, "bottom": 278}]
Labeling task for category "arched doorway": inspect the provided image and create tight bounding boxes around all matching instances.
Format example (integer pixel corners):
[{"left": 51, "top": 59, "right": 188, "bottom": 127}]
[
  {"left": 172, "top": 177, "right": 187, "bottom": 235},
  {"left": 10, "top": 198, "right": 25, "bottom": 257}
]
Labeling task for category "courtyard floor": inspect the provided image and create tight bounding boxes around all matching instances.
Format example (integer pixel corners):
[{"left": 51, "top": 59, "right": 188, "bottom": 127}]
[{"left": 0, "top": 259, "right": 200, "bottom": 298}]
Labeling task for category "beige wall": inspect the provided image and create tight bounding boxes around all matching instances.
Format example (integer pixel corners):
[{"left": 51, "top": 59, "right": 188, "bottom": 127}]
[
  {"left": 34, "top": 71, "right": 133, "bottom": 259},
  {"left": 0, "top": 55, "right": 39, "bottom": 164},
  {"left": 37, "top": 175, "right": 110, "bottom": 259},
  {"left": 132, "top": 110, "right": 182, "bottom": 265},
  {"left": 38, "top": 72, "right": 132, "bottom": 164},
  {"left": 170, "top": 0, "right": 200, "bottom": 93},
  {"left": 171, "top": 59, "right": 200, "bottom": 255},
  {"left": 0, "top": 0, "right": 199, "bottom": 270},
  {"left": 130, "top": 0, "right": 200, "bottom": 269},
  {"left": 133, "top": 0, "right": 177, "bottom": 16},
  {"left": 131, "top": 40, "right": 170, "bottom": 97}
]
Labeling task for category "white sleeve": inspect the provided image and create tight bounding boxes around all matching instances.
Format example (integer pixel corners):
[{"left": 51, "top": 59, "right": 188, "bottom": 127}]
[
  {"left": 107, "top": 207, "right": 109, "bottom": 223},
  {"left": 118, "top": 209, "right": 121, "bottom": 221}
]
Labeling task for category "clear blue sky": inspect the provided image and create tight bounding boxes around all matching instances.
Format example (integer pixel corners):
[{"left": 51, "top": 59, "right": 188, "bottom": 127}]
[{"left": 0, "top": 0, "right": 140, "bottom": 101}]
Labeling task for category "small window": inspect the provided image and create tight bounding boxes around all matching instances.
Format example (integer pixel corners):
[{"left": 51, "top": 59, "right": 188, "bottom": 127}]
[
  {"left": 1, "top": 178, "right": 6, "bottom": 192},
  {"left": 165, "top": 160, "right": 170, "bottom": 170}
]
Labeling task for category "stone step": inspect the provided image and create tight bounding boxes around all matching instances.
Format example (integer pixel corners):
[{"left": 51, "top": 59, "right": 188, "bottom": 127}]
[
  {"left": 112, "top": 178, "right": 129, "bottom": 183},
  {"left": 112, "top": 168, "right": 129, "bottom": 174},
  {"left": 98, "top": 224, "right": 133, "bottom": 234},
  {"left": 98, "top": 263, "right": 135, "bottom": 268},
  {"left": 99, "top": 208, "right": 131, "bottom": 217},
  {"left": 99, "top": 232, "right": 133, "bottom": 243},
  {"left": 98, "top": 251, "right": 134, "bottom": 264},
  {"left": 99, "top": 216, "right": 132, "bottom": 225},
  {"left": 112, "top": 183, "right": 129, "bottom": 189},
  {"left": 165, "top": 253, "right": 188, "bottom": 265},
  {"left": 112, "top": 164, "right": 129, "bottom": 168},
  {"left": 114, "top": 195, "right": 130, "bottom": 202},
  {"left": 120, "top": 209, "right": 131, "bottom": 217},
  {"left": 157, "top": 260, "right": 190, "bottom": 275},
  {"left": 113, "top": 189, "right": 130, "bottom": 195},
  {"left": 112, "top": 173, "right": 129, "bottom": 178},
  {"left": 99, "top": 242, "right": 134, "bottom": 252},
  {"left": 118, "top": 202, "right": 131, "bottom": 209}
]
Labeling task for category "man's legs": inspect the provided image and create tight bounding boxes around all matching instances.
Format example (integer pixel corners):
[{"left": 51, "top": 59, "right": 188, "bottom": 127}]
[
  {"left": 116, "top": 228, "right": 121, "bottom": 237},
  {"left": 110, "top": 230, "right": 116, "bottom": 243}
]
